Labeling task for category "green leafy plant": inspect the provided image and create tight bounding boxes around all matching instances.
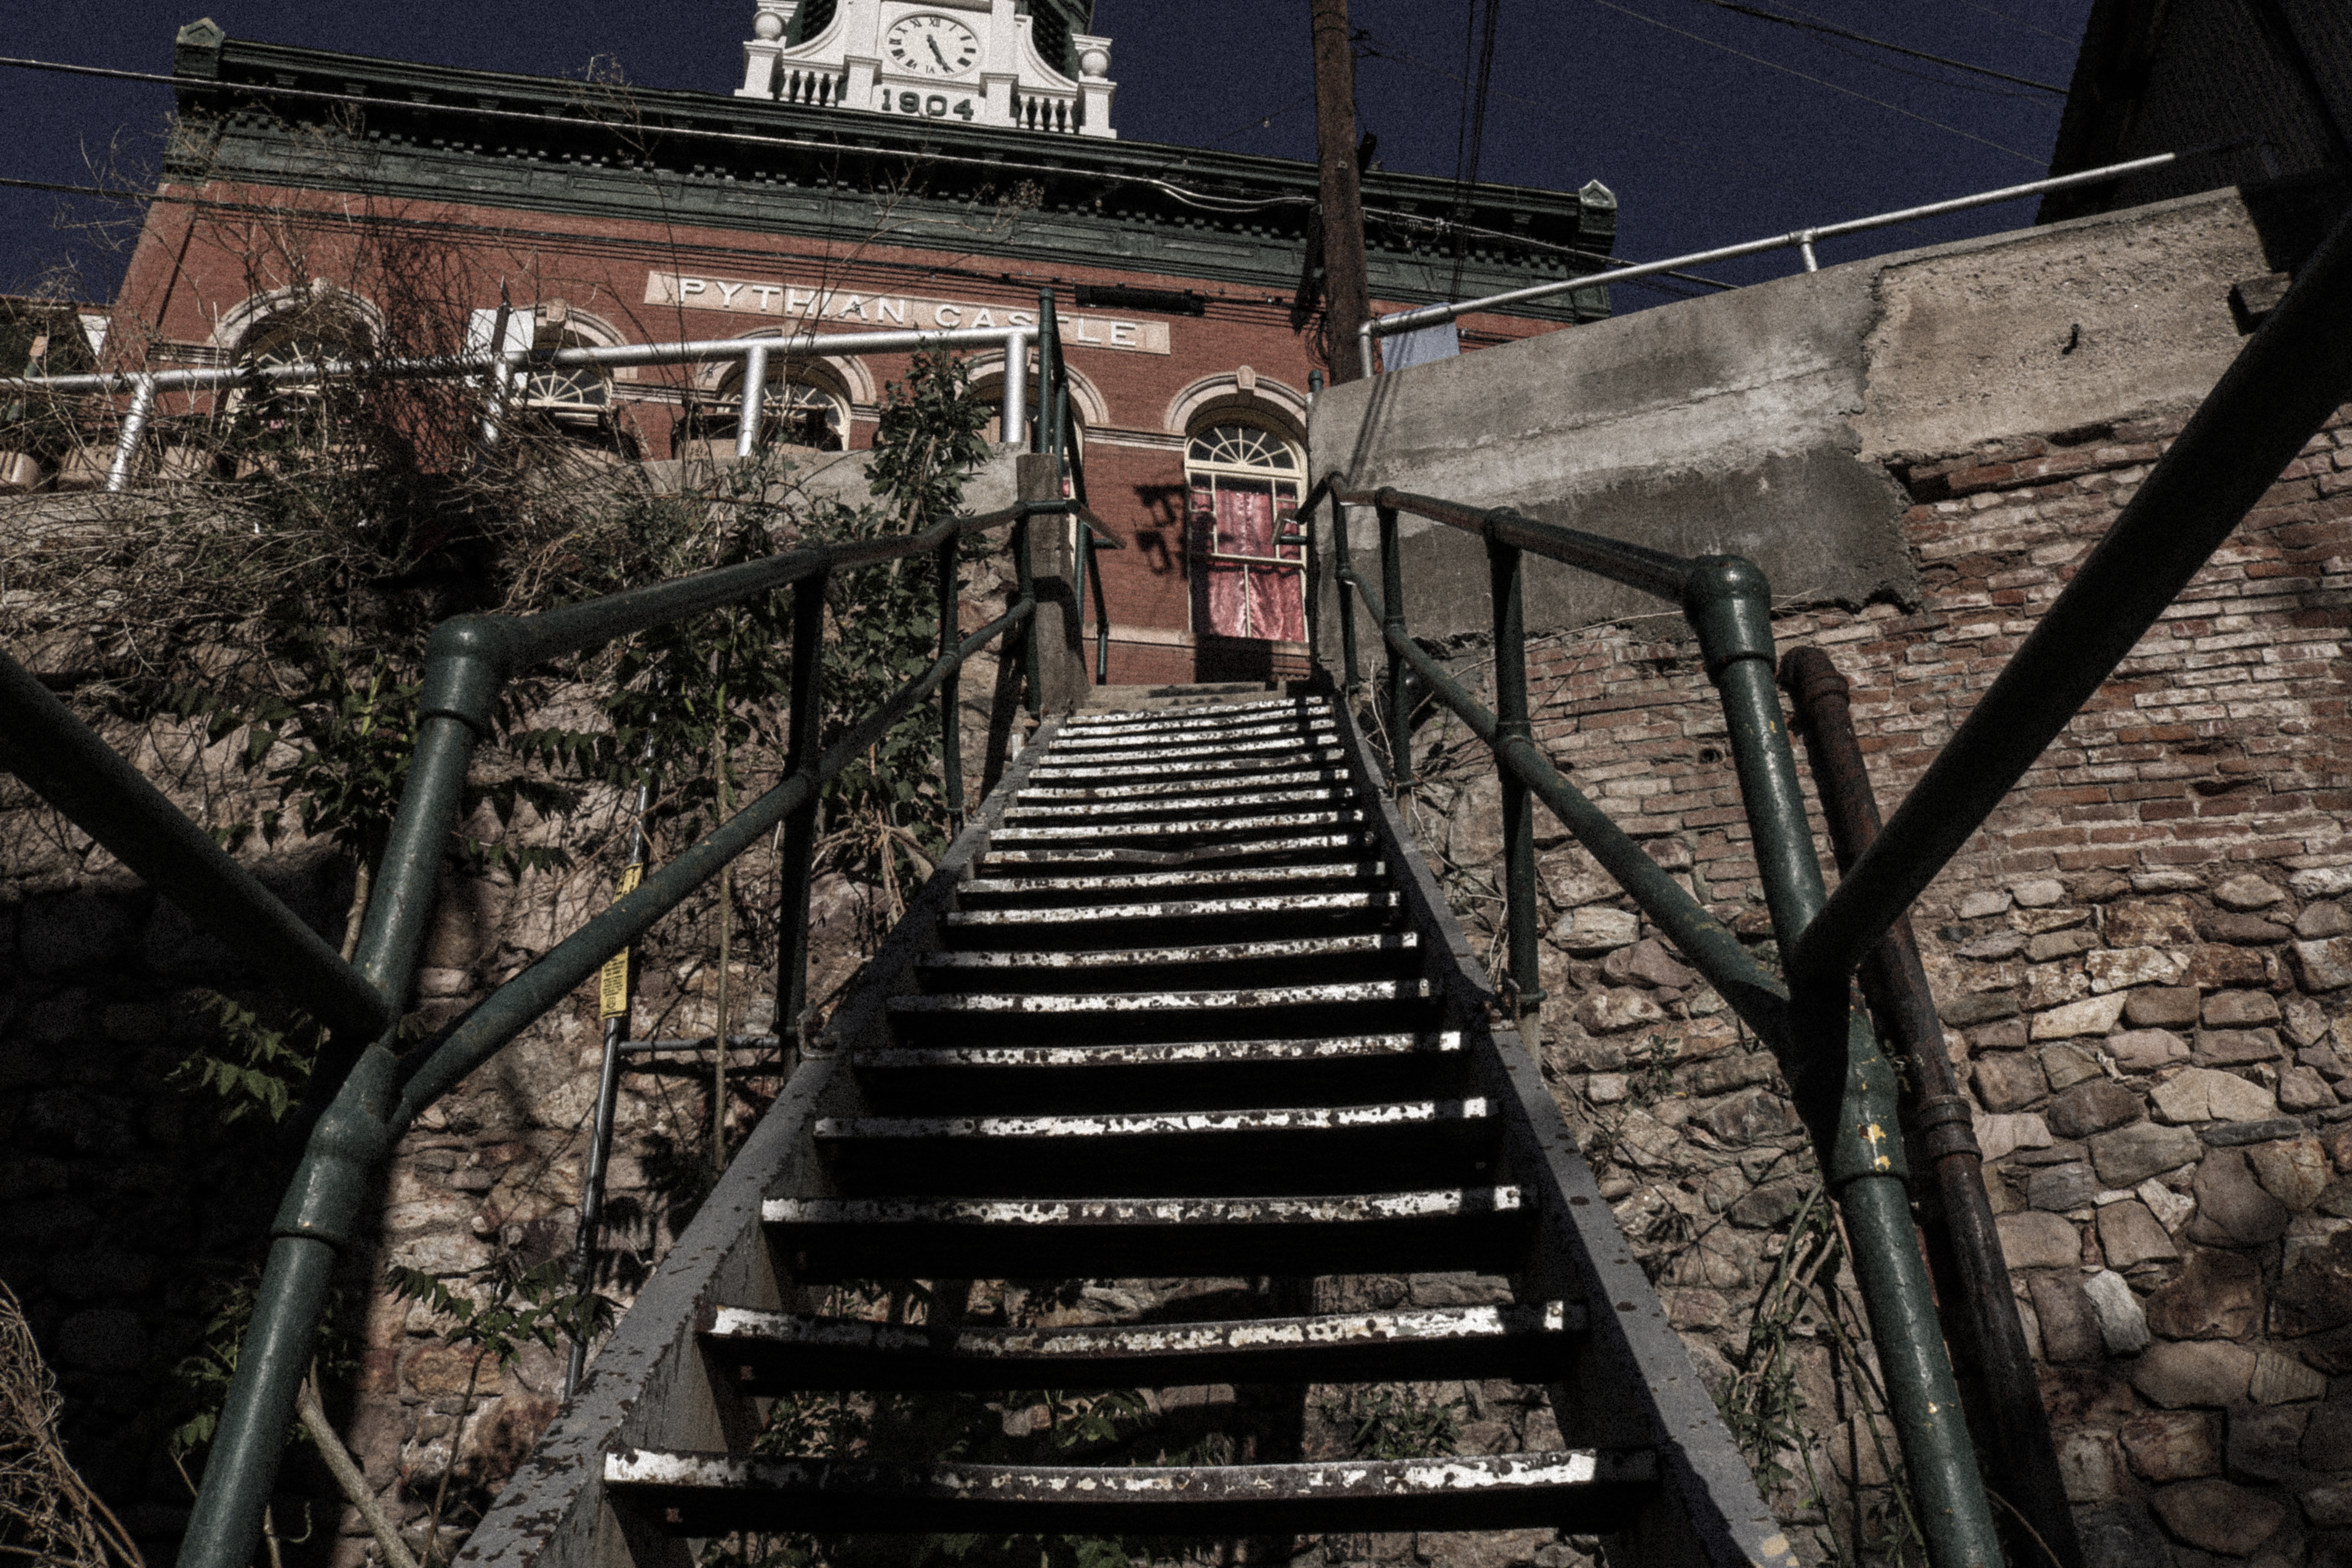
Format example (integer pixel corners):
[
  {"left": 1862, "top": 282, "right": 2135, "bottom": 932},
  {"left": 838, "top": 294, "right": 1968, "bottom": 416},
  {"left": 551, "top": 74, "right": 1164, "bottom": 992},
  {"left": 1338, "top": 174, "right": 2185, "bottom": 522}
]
[
  {"left": 1714, "top": 1182, "right": 1926, "bottom": 1568},
  {"left": 1319, "top": 1381, "right": 1464, "bottom": 1461},
  {"left": 388, "top": 1256, "right": 616, "bottom": 1564},
  {"left": 167, "top": 1276, "right": 356, "bottom": 1459},
  {"left": 1628, "top": 1031, "right": 1679, "bottom": 1107},
  {"left": 170, "top": 992, "right": 323, "bottom": 1127}
]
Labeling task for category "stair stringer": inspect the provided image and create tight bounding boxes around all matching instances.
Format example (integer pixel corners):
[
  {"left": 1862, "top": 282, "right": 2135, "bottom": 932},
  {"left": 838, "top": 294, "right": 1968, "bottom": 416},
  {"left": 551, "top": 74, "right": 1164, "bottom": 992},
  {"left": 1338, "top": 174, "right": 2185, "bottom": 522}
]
[
  {"left": 1320, "top": 691, "right": 1798, "bottom": 1568},
  {"left": 456, "top": 721, "right": 1069, "bottom": 1568}
]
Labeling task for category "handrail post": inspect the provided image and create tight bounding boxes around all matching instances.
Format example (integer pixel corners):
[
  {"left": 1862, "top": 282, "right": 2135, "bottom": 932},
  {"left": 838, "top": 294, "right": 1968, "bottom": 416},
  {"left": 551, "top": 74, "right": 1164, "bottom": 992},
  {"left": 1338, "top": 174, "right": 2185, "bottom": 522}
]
[
  {"left": 1781, "top": 648, "right": 2080, "bottom": 1568},
  {"left": 566, "top": 770, "right": 653, "bottom": 1396},
  {"left": 1683, "top": 559, "right": 2002, "bottom": 1568},
  {"left": 937, "top": 532, "right": 965, "bottom": 826},
  {"left": 1013, "top": 509, "right": 1040, "bottom": 719},
  {"left": 181, "top": 608, "right": 515, "bottom": 1568},
  {"left": 104, "top": 375, "right": 156, "bottom": 492},
  {"left": 1091, "top": 543, "right": 1111, "bottom": 684},
  {"left": 1330, "top": 497, "right": 1361, "bottom": 691},
  {"left": 776, "top": 571, "right": 828, "bottom": 1062},
  {"left": 1486, "top": 524, "right": 1543, "bottom": 1034},
  {"left": 1033, "top": 289, "right": 1059, "bottom": 460},
  {"left": 736, "top": 341, "right": 770, "bottom": 460},
  {"left": 1377, "top": 500, "right": 1411, "bottom": 788},
  {"left": 1002, "top": 330, "right": 1027, "bottom": 448},
  {"left": 1074, "top": 524, "right": 1091, "bottom": 679}
]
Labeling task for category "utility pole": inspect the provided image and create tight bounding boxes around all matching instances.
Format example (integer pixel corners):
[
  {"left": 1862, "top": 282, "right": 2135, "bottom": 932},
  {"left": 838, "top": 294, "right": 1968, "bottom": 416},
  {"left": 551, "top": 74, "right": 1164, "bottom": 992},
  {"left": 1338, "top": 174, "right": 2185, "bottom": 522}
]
[{"left": 1310, "top": 0, "right": 1372, "bottom": 383}]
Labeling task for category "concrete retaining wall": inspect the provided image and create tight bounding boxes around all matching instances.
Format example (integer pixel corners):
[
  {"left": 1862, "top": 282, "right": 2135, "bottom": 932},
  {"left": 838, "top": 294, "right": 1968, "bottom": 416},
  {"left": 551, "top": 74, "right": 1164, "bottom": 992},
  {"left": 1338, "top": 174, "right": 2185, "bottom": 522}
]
[{"left": 1307, "top": 187, "right": 2280, "bottom": 644}]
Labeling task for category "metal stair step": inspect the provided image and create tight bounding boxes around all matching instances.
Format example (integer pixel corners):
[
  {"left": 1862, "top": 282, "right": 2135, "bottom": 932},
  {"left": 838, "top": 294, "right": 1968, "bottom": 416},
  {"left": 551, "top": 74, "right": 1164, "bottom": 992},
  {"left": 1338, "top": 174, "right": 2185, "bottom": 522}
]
[
  {"left": 920, "top": 931, "right": 1417, "bottom": 968},
  {"left": 989, "top": 809, "right": 1367, "bottom": 841},
  {"left": 847, "top": 1029, "right": 1466, "bottom": 1115},
  {"left": 959, "top": 860, "right": 1386, "bottom": 900},
  {"left": 765, "top": 1187, "right": 1529, "bottom": 1278},
  {"left": 1068, "top": 691, "right": 1327, "bottom": 720},
  {"left": 854, "top": 1029, "right": 1461, "bottom": 1069},
  {"left": 887, "top": 980, "right": 1432, "bottom": 1014},
  {"left": 700, "top": 1301, "right": 1582, "bottom": 1392},
  {"left": 813, "top": 1096, "right": 1494, "bottom": 1197},
  {"left": 917, "top": 931, "right": 1419, "bottom": 983},
  {"left": 940, "top": 889, "right": 1405, "bottom": 935},
  {"left": 1069, "top": 692, "right": 1317, "bottom": 725},
  {"left": 979, "top": 833, "right": 1368, "bottom": 870},
  {"left": 1018, "top": 766, "right": 1353, "bottom": 802},
  {"left": 1005, "top": 786, "right": 1354, "bottom": 819},
  {"left": 1032, "top": 735, "right": 1342, "bottom": 768},
  {"left": 1054, "top": 718, "right": 1338, "bottom": 753},
  {"left": 607, "top": 1448, "right": 1652, "bottom": 1536},
  {"left": 882, "top": 980, "right": 1443, "bottom": 1049}
]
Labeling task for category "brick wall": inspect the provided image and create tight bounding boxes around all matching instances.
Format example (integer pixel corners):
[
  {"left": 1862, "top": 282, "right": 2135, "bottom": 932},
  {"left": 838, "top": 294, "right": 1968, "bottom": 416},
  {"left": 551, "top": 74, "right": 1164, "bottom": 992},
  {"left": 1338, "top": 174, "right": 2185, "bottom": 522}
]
[{"left": 1402, "top": 404, "right": 2352, "bottom": 1568}]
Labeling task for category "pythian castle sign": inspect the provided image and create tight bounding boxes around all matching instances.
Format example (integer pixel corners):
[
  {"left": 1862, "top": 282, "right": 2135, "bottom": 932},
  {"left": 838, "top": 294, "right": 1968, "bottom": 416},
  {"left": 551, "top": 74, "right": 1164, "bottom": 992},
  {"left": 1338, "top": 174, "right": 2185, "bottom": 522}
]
[{"left": 643, "top": 272, "right": 1170, "bottom": 354}]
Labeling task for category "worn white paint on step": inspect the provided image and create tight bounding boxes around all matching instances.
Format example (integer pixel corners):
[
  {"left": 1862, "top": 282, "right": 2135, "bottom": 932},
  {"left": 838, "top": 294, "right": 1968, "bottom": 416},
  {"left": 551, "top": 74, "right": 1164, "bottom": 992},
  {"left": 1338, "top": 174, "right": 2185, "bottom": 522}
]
[
  {"left": 942, "top": 891, "right": 1402, "bottom": 925},
  {"left": 816, "top": 1096, "right": 1487, "bottom": 1141},
  {"left": 851, "top": 1030, "right": 1463, "bottom": 1069}
]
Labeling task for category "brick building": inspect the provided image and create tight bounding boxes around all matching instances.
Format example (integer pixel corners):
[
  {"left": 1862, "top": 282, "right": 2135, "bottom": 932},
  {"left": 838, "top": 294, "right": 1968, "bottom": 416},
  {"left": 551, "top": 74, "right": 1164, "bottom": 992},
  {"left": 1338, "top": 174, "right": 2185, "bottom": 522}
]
[{"left": 106, "top": 7, "right": 1618, "bottom": 684}]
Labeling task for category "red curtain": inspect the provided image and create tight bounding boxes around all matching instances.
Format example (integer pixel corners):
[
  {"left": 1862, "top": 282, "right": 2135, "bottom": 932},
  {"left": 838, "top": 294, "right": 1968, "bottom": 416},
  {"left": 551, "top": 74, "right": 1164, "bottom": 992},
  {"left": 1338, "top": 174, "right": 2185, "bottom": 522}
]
[{"left": 1192, "top": 479, "right": 1303, "bottom": 642}]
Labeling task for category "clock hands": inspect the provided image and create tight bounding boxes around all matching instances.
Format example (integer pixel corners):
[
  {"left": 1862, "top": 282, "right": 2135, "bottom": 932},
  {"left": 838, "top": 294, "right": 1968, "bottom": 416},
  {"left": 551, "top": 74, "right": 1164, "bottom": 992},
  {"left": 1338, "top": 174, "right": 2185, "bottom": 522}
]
[{"left": 927, "top": 36, "right": 951, "bottom": 67}]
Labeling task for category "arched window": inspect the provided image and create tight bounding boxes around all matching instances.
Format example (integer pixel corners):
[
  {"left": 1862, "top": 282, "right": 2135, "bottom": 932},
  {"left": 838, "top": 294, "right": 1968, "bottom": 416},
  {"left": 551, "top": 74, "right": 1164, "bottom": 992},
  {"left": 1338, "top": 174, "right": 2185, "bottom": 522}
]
[
  {"left": 967, "top": 365, "right": 1092, "bottom": 454},
  {"left": 230, "top": 288, "right": 379, "bottom": 401},
  {"left": 1187, "top": 416, "right": 1305, "bottom": 644},
  {"left": 705, "top": 355, "right": 851, "bottom": 452},
  {"left": 510, "top": 302, "right": 633, "bottom": 457}
]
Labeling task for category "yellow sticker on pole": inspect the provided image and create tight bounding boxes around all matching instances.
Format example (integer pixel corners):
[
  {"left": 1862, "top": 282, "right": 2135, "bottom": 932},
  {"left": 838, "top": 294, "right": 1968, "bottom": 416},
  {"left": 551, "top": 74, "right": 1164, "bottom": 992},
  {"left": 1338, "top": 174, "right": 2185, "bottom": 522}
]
[{"left": 597, "top": 863, "right": 644, "bottom": 1019}]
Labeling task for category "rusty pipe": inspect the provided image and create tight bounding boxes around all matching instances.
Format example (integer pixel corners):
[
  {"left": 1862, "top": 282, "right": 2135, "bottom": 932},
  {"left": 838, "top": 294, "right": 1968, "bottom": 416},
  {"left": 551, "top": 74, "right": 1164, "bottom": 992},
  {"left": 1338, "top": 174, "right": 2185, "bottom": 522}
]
[{"left": 1780, "top": 646, "right": 2080, "bottom": 1568}]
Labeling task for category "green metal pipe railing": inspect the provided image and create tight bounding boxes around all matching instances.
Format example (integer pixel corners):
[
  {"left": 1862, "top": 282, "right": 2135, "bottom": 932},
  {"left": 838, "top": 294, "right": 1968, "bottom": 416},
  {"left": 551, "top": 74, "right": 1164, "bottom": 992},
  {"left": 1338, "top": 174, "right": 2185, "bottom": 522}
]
[
  {"left": 1033, "top": 287, "right": 1121, "bottom": 684},
  {"left": 145, "top": 481, "right": 1076, "bottom": 1568},
  {"left": 1781, "top": 647, "right": 2079, "bottom": 1568},
  {"left": 1299, "top": 194, "right": 2352, "bottom": 1567},
  {"left": 0, "top": 652, "right": 394, "bottom": 1046},
  {"left": 1786, "top": 195, "right": 2352, "bottom": 1001},
  {"left": 1304, "top": 480, "right": 2002, "bottom": 1568},
  {"left": 390, "top": 599, "right": 1033, "bottom": 1130}
]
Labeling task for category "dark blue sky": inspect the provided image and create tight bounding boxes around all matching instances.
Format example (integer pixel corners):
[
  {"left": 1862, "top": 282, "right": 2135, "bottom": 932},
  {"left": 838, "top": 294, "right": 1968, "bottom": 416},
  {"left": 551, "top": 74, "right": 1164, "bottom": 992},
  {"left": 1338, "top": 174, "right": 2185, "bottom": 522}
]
[{"left": 1, "top": 0, "right": 2096, "bottom": 307}]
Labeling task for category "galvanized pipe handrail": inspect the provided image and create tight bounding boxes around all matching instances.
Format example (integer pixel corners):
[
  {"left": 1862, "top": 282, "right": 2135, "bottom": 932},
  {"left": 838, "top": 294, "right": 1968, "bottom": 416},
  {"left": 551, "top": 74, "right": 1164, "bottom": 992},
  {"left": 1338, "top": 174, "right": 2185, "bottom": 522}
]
[
  {"left": 1354, "top": 150, "right": 2181, "bottom": 376},
  {"left": 2, "top": 324, "right": 1039, "bottom": 491},
  {"left": 0, "top": 326, "right": 1037, "bottom": 396},
  {"left": 1786, "top": 192, "right": 2352, "bottom": 998}
]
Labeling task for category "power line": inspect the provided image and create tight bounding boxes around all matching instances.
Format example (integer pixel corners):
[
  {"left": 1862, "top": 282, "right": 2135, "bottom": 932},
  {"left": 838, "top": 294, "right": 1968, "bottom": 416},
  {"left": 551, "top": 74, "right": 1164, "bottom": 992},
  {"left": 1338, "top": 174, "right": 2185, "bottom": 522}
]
[
  {"left": 1670, "top": 0, "right": 2065, "bottom": 93},
  {"left": 1353, "top": 25, "right": 1863, "bottom": 215},
  {"left": 1947, "top": 0, "right": 2074, "bottom": 46},
  {"left": 1446, "top": 0, "right": 1503, "bottom": 299},
  {"left": 1582, "top": 0, "right": 2048, "bottom": 165}
]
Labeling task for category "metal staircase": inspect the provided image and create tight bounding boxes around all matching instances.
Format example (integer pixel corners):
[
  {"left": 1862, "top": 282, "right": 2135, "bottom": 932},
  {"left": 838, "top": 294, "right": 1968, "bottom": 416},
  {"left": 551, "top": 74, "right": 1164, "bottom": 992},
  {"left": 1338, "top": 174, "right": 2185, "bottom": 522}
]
[{"left": 465, "top": 686, "right": 1794, "bottom": 1568}]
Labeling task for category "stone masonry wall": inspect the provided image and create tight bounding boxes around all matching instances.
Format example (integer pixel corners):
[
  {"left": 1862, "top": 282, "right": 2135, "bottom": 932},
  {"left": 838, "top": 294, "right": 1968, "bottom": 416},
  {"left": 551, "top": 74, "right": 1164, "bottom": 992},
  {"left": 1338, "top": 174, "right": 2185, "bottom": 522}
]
[{"left": 1383, "top": 403, "right": 2352, "bottom": 1568}]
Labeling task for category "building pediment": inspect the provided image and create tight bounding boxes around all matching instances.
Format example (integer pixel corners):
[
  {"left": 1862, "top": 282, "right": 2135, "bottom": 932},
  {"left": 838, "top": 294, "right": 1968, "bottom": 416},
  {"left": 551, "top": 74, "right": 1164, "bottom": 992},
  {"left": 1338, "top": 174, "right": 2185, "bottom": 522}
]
[{"left": 739, "top": 0, "right": 1116, "bottom": 138}]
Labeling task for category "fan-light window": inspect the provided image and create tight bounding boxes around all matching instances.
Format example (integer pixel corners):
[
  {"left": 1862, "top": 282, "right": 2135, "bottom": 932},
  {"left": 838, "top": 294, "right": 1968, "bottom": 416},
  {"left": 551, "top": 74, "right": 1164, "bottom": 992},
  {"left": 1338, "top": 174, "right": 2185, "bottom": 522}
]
[{"left": 1187, "top": 422, "right": 1298, "bottom": 472}]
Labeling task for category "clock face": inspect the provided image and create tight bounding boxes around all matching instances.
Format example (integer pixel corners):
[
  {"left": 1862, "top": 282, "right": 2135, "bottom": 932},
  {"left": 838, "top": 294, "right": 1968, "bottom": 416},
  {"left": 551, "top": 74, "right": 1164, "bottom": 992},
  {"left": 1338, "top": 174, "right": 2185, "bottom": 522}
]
[{"left": 884, "top": 15, "right": 982, "bottom": 77}]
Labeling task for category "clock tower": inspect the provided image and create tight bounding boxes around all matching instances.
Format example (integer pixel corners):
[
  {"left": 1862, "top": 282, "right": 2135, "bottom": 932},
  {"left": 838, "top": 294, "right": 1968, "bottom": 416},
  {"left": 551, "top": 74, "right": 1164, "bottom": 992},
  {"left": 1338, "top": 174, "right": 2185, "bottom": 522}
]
[{"left": 736, "top": 0, "right": 1116, "bottom": 138}]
